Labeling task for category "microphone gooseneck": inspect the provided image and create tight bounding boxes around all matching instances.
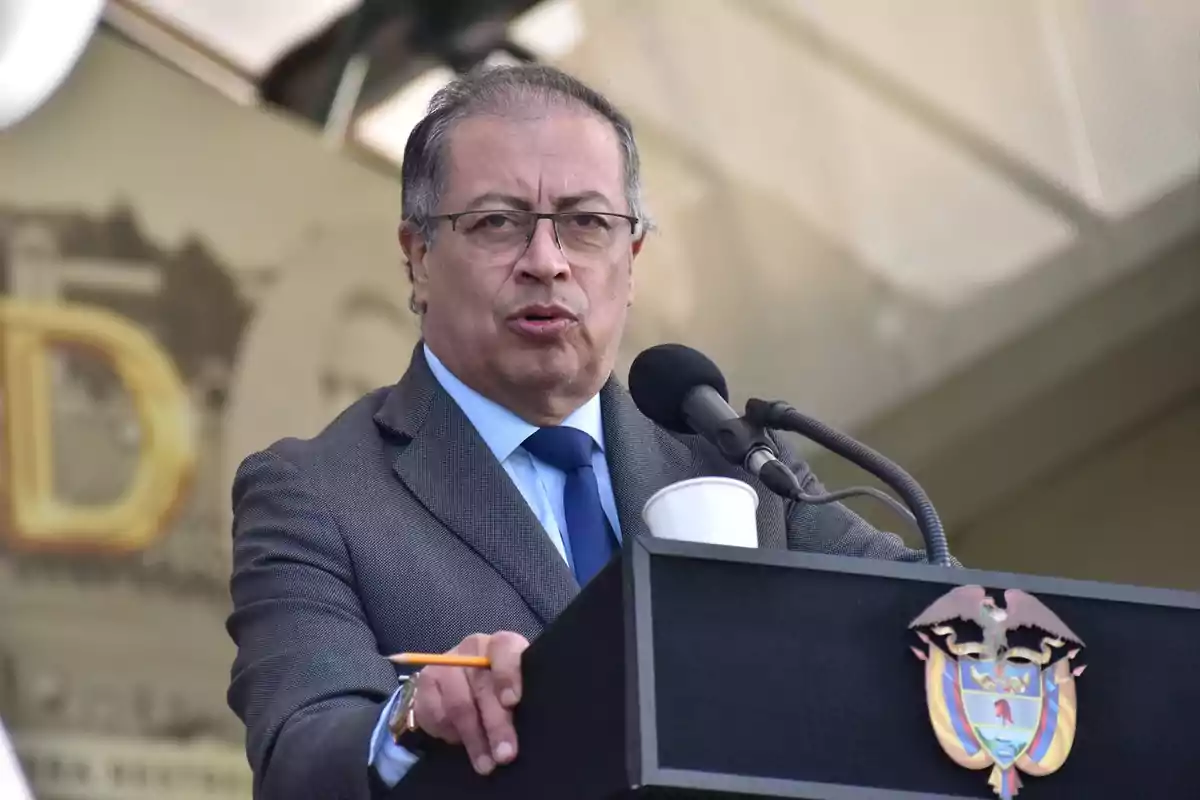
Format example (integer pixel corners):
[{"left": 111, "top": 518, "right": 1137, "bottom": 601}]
[
  {"left": 744, "top": 399, "right": 952, "bottom": 568},
  {"left": 629, "top": 344, "right": 950, "bottom": 566}
]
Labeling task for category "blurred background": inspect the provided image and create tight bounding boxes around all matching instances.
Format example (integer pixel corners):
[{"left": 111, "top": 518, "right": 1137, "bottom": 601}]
[{"left": 0, "top": 1, "right": 1197, "bottom": 798}]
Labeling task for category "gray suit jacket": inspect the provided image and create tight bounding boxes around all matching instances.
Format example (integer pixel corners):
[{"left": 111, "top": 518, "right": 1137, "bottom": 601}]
[{"left": 226, "top": 346, "right": 929, "bottom": 799}]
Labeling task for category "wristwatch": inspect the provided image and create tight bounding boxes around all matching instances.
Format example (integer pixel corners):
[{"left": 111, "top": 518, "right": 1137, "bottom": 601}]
[{"left": 388, "top": 674, "right": 433, "bottom": 753}]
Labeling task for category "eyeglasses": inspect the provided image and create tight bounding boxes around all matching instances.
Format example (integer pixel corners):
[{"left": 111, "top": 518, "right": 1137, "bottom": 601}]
[{"left": 429, "top": 210, "right": 639, "bottom": 260}]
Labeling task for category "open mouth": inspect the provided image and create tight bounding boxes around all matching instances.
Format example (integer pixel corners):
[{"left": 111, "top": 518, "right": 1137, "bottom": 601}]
[{"left": 508, "top": 307, "right": 577, "bottom": 338}]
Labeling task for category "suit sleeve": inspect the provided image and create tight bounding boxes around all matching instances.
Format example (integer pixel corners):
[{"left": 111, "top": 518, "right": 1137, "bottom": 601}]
[
  {"left": 772, "top": 435, "right": 960, "bottom": 565},
  {"left": 226, "top": 448, "right": 401, "bottom": 799}
]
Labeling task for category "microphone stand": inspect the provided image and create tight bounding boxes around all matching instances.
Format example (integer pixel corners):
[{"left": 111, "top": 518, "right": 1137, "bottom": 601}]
[{"left": 744, "top": 399, "right": 953, "bottom": 568}]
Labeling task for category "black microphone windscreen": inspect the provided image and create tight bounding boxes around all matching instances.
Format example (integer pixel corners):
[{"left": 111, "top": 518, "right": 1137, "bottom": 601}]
[{"left": 628, "top": 344, "right": 730, "bottom": 433}]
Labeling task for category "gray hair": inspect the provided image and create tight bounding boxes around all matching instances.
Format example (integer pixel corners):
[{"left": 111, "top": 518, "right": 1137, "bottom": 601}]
[{"left": 400, "top": 64, "right": 647, "bottom": 313}]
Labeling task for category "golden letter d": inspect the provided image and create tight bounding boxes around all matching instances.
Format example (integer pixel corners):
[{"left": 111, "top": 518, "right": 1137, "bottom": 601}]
[{"left": 1, "top": 300, "right": 195, "bottom": 553}]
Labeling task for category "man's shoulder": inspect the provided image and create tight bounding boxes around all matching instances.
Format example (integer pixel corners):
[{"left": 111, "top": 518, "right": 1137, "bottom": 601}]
[{"left": 240, "top": 385, "right": 395, "bottom": 481}]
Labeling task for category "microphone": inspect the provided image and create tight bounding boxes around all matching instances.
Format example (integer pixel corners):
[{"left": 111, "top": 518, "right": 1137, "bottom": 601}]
[
  {"left": 627, "top": 344, "right": 805, "bottom": 502},
  {"left": 628, "top": 344, "right": 951, "bottom": 567}
]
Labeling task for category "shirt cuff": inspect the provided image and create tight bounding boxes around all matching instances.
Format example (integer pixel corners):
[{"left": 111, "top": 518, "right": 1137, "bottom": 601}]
[{"left": 369, "top": 685, "right": 422, "bottom": 787}]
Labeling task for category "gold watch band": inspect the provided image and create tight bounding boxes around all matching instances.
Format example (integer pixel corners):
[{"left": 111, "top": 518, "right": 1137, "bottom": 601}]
[{"left": 388, "top": 675, "right": 420, "bottom": 743}]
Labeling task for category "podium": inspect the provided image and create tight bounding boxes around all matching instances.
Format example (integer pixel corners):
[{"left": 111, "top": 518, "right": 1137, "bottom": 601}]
[{"left": 396, "top": 536, "right": 1200, "bottom": 798}]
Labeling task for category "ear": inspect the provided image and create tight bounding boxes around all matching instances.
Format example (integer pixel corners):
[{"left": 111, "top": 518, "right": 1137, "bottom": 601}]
[
  {"left": 631, "top": 232, "right": 646, "bottom": 259},
  {"left": 628, "top": 229, "right": 649, "bottom": 305},
  {"left": 627, "top": 236, "right": 644, "bottom": 307},
  {"left": 399, "top": 223, "right": 431, "bottom": 309}
]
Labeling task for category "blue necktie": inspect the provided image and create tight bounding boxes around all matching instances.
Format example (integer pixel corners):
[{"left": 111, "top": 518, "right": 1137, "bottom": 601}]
[{"left": 522, "top": 426, "right": 617, "bottom": 585}]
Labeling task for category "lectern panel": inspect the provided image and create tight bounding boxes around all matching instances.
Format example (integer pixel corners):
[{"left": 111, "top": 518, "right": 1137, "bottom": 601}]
[
  {"left": 395, "top": 537, "right": 1200, "bottom": 799},
  {"left": 640, "top": 544, "right": 1200, "bottom": 798}
]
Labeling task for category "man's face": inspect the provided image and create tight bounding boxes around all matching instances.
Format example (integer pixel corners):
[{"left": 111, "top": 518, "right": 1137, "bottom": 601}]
[{"left": 403, "top": 109, "right": 642, "bottom": 423}]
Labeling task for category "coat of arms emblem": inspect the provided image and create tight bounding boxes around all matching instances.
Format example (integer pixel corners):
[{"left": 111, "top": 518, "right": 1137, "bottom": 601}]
[{"left": 910, "top": 586, "right": 1086, "bottom": 798}]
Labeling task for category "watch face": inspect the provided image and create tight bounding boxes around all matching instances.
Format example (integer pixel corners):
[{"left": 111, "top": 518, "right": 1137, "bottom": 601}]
[
  {"left": 389, "top": 698, "right": 404, "bottom": 729},
  {"left": 390, "top": 680, "right": 415, "bottom": 735},
  {"left": 390, "top": 677, "right": 435, "bottom": 753},
  {"left": 394, "top": 677, "right": 420, "bottom": 731}
]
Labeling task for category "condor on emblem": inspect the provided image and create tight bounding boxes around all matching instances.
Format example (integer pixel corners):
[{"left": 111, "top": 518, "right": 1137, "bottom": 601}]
[{"left": 910, "top": 586, "right": 1086, "bottom": 798}]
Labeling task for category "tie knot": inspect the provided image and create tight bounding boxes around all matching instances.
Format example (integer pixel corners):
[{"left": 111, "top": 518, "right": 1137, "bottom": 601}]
[{"left": 523, "top": 426, "right": 595, "bottom": 472}]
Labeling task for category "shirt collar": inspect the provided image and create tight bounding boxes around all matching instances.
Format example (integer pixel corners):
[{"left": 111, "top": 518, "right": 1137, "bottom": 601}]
[{"left": 423, "top": 343, "right": 605, "bottom": 463}]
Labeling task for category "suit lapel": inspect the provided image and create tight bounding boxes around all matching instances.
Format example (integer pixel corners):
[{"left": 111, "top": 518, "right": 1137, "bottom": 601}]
[
  {"left": 601, "top": 379, "right": 789, "bottom": 550},
  {"left": 375, "top": 347, "right": 578, "bottom": 626},
  {"left": 600, "top": 380, "right": 699, "bottom": 541}
]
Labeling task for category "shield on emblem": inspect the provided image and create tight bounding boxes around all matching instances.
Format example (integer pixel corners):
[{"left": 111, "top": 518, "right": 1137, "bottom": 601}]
[
  {"left": 911, "top": 586, "right": 1087, "bottom": 798},
  {"left": 957, "top": 657, "right": 1043, "bottom": 770}
]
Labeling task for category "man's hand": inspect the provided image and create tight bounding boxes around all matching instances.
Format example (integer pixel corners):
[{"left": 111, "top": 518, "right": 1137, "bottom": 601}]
[{"left": 412, "top": 631, "right": 529, "bottom": 775}]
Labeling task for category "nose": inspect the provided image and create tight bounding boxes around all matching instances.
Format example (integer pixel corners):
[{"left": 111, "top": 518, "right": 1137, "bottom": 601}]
[{"left": 515, "top": 217, "right": 570, "bottom": 283}]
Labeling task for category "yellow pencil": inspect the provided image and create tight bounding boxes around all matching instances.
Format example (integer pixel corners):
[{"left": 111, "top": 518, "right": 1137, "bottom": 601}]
[{"left": 387, "top": 652, "right": 492, "bottom": 668}]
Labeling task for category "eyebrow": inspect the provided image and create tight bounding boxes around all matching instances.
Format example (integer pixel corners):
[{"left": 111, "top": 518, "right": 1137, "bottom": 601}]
[
  {"left": 556, "top": 191, "right": 614, "bottom": 211},
  {"left": 462, "top": 191, "right": 616, "bottom": 212},
  {"left": 463, "top": 193, "right": 530, "bottom": 211}
]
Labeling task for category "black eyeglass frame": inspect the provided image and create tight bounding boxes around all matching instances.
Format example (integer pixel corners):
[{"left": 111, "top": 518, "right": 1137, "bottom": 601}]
[{"left": 427, "top": 209, "right": 641, "bottom": 251}]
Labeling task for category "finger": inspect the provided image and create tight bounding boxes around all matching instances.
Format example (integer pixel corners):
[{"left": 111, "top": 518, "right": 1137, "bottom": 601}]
[
  {"left": 467, "top": 667, "right": 517, "bottom": 765},
  {"left": 488, "top": 632, "right": 529, "bottom": 709},
  {"left": 455, "top": 633, "right": 490, "bottom": 657},
  {"left": 439, "top": 667, "right": 494, "bottom": 775}
]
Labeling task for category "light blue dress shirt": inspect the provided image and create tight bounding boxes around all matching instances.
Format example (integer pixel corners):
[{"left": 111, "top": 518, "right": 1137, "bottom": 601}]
[{"left": 368, "top": 345, "right": 622, "bottom": 786}]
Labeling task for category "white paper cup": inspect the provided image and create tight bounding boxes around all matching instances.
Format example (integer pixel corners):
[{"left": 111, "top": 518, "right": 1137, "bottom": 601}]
[{"left": 641, "top": 477, "right": 760, "bottom": 548}]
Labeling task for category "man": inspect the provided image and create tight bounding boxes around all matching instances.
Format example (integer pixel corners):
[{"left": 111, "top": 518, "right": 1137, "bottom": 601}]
[{"left": 226, "top": 64, "right": 933, "bottom": 799}]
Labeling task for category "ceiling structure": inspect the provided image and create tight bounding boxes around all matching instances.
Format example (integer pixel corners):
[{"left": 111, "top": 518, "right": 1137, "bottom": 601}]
[
  {"left": 102, "top": 0, "right": 1200, "bottom": 308},
  {"left": 98, "top": 0, "right": 1200, "bottom": 540},
  {"left": 107, "top": 0, "right": 579, "bottom": 159}
]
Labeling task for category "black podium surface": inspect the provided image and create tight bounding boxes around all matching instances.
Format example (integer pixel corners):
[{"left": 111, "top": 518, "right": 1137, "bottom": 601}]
[{"left": 396, "top": 537, "right": 1200, "bottom": 798}]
